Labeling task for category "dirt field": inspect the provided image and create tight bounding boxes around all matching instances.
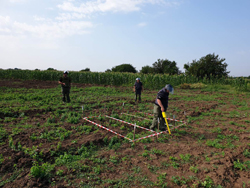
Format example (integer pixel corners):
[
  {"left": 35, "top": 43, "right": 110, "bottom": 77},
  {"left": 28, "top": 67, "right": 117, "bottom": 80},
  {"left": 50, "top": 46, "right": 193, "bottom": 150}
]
[{"left": 0, "top": 79, "right": 250, "bottom": 188}]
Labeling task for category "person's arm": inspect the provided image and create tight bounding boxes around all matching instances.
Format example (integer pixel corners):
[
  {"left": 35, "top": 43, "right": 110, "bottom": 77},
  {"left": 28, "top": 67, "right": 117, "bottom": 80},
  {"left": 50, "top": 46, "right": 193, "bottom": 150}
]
[
  {"left": 157, "top": 99, "right": 165, "bottom": 112},
  {"left": 58, "top": 78, "right": 65, "bottom": 86}
]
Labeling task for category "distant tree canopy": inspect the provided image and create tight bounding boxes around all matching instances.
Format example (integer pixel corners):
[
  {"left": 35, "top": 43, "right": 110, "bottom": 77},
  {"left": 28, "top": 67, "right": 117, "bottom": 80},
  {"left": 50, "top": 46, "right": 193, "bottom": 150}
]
[
  {"left": 184, "top": 53, "right": 229, "bottom": 79},
  {"left": 80, "top": 68, "right": 90, "bottom": 72},
  {"left": 140, "top": 65, "right": 154, "bottom": 74},
  {"left": 140, "top": 59, "right": 181, "bottom": 75},
  {"left": 111, "top": 64, "right": 137, "bottom": 73},
  {"left": 105, "top": 69, "right": 111, "bottom": 72},
  {"left": 47, "top": 68, "right": 56, "bottom": 71}
]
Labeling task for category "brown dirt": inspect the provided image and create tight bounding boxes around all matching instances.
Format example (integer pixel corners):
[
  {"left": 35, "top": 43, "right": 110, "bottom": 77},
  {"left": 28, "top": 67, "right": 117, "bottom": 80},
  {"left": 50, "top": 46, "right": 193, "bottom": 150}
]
[{"left": 0, "top": 79, "right": 250, "bottom": 187}]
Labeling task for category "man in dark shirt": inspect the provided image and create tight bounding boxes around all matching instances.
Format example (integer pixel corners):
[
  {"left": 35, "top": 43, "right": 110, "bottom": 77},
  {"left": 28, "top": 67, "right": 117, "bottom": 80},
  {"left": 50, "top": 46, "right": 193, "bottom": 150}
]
[
  {"left": 133, "top": 78, "right": 143, "bottom": 102},
  {"left": 58, "top": 71, "right": 71, "bottom": 103},
  {"left": 150, "top": 84, "right": 174, "bottom": 131}
]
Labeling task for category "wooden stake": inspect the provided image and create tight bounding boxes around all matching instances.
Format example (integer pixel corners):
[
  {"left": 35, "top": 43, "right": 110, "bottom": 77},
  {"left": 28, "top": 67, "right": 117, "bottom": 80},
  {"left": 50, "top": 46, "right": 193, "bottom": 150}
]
[
  {"left": 82, "top": 105, "right": 84, "bottom": 116},
  {"left": 157, "top": 117, "right": 159, "bottom": 139},
  {"left": 133, "top": 123, "right": 136, "bottom": 142},
  {"left": 173, "top": 115, "right": 176, "bottom": 130}
]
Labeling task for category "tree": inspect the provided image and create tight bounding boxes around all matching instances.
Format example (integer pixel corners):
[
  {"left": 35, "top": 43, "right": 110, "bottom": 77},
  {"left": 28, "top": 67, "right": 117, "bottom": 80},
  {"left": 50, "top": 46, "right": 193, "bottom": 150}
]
[
  {"left": 184, "top": 53, "right": 229, "bottom": 79},
  {"left": 140, "top": 65, "right": 154, "bottom": 74},
  {"left": 111, "top": 64, "right": 137, "bottom": 73},
  {"left": 105, "top": 69, "right": 111, "bottom": 72},
  {"left": 152, "top": 59, "right": 180, "bottom": 75},
  {"left": 47, "top": 68, "right": 55, "bottom": 71},
  {"left": 80, "top": 68, "right": 90, "bottom": 72}
]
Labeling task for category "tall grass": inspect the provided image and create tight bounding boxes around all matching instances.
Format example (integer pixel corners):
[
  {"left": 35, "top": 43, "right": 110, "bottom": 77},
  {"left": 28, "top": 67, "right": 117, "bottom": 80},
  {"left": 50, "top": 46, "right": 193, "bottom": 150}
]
[{"left": 0, "top": 69, "right": 248, "bottom": 91}]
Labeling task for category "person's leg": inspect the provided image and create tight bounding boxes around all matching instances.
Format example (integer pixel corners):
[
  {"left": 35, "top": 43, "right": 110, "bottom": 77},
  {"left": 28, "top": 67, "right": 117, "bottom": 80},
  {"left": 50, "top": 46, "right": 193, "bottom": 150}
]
[
  {"left": 62, "top": 88, "right": 66, "bottom": 102},
  {"left": 138, "top": 90, "right": 141, "bottom": 102},
  {"left": 150, "top": 104, "right": 160, "bottom": 130},
  {"left": 66, "top": 91, "right": 70, "bottom": 102}
]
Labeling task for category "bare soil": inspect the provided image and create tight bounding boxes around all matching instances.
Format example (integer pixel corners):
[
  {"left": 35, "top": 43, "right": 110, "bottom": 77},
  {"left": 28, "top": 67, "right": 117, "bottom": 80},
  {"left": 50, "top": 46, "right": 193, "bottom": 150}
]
[{"left": 0, "top": 79, "right": 250, "bottom": 188}]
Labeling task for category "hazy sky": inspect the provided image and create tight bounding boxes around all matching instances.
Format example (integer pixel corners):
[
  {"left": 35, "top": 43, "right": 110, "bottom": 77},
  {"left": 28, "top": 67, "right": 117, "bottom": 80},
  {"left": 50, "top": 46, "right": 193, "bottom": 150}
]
[{"left": 0, "top": 0, "right": 249, "bottom": 76}]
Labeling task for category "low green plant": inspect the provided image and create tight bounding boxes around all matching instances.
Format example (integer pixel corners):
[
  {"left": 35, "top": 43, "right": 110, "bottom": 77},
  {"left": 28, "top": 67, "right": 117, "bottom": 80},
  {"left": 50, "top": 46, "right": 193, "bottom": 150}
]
[
  {"left": 109, "top": 155, "right": 119, "bottom": 164},
  {"left": 30, "top": 161, "right": 54, "bottom": 179},
  {"left": 0, "top": 128, "right": 8, "bottom": 142},
  {"left": 200, "top": 176, "right": 215, "bottom": 188},
  {"left": 108, "top": 136, "right": 121, "bottom": 150},
  {"left": 0, "top": 154, "right": 4, "bottom": 164},
  {"left": 189, "top": 165, "right": 199, "bottom": 173},
  {"left": 56, "top": 169, "right": 64, "bottom": 176},
  {"left": 243, "top": 149, "right": 250, "bottom": 158},
  {"left": 179, "top": 154, "right": 192, "bottom": 163}
]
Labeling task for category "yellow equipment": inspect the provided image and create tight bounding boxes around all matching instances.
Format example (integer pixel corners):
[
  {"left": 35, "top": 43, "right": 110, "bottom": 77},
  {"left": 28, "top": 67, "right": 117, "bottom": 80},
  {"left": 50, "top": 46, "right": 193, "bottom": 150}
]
[{"left": 162, "top": 112, "right": 171, "bottom": 134}]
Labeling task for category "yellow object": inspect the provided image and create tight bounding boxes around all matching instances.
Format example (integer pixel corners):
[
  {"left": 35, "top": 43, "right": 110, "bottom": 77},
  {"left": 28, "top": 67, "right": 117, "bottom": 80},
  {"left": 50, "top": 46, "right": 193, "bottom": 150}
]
[{"left": 162, "top": 112, "right": 171, "bottom": 134}]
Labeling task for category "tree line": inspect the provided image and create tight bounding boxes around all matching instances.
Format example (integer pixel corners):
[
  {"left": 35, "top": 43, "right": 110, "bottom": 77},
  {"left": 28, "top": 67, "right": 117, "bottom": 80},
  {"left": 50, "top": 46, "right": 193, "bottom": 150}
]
[
  {"left": 106, "top": 53, "right": 230, "bottom": 79},
  {"left": 44, "top": 53, "right": 241, "bottom": 79}
]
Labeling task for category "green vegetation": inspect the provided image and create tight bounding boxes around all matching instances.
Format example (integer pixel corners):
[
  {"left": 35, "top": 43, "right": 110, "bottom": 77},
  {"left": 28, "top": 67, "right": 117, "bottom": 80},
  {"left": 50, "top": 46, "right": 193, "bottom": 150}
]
[
  {"left": 0, "top": 77, "right": 249, "bottom": 187},
  {"left": 0, "top": 69, "right": 249, "bottom": 90}
]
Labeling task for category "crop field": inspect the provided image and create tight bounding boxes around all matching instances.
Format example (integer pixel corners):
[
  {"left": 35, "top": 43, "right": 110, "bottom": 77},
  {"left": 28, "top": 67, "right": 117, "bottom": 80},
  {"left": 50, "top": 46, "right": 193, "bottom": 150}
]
[{"left": 0, "top": 79, "right": 250, "bottom": 188}]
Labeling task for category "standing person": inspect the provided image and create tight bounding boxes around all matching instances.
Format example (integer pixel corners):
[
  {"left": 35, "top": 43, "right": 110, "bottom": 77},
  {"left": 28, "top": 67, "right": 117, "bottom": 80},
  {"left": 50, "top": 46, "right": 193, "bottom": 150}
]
[
  {"left": 133, "top": 78, "right": 143, "bottom": 102},
  {"left": 150, "top": 84, "right": 174, "bottom": 131},
  {"left": 58, "top": 71, "right": 71, "bottom": 103}
]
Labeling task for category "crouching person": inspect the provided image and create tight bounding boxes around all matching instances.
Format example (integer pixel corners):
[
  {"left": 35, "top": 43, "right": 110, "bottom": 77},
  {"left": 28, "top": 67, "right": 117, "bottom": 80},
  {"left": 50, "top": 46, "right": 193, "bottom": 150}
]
[{"left": 150, "top": 84, "right": 174, "bottom": 131}]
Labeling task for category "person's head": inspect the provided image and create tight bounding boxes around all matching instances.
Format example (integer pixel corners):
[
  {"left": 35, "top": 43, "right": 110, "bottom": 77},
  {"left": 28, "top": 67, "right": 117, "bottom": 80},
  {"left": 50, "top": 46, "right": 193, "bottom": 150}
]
[
  {"left": 136, "top": 78, "right": 140, "bottom": 83},
  {"left": 63, "top": 71, "right": 69, "bottom": 77},
  {"left": 165, "top": 84, "right": 174, "bottom": 94}
]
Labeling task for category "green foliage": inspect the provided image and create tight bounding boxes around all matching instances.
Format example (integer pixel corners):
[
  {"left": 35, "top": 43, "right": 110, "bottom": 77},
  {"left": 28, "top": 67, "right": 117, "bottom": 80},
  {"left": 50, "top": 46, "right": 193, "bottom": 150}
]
[
  {"left": 9, "top": 137, "right": 16, "bottom": 150},
  {"left": 200, "top": 176, "right": 215, "bottom": 188},
  {"left": 179, "top": 154, "right": 192, "bottom": 163},
  {"left": 0, "top": 154, "right": 4, "bottom": 164},
  {"left": 206, "top": 139, "right": 224, "bottom": 149},
  {"left": 243, "top": 149, "right": 250, "bottom": 158},
  {"left": 190, "top": 83, "right": 207, "bottom": 89},
  {"left": 184, "top": 53, "right": 229, "bottom": 79},
  {"left": 30, "top": 162, "right": 54, "bottom": 179},
  {"left": 0, "top": 69, "right": 248, "bottom": 90},
  {"left": 109, "top": 155, "right": 119, "bottom": 164},
  {"left": 108, "top": 136, "right": 121, "bottom": 150},
  {"left": 67, "top": 112, "right": 81, "bottom": 124},
  {"left": 80, "top": 68, "right": 90, "bottom": 72},
  {"left": 40, "top": 127, "right": 72, "bottom": 142},
  {"left": 189, "top": 165, "right": 199, "bottom": 173},
  {"left": 140, "top": 65, "right": 154, "bottom": 74},
  {"left": 0, "top": 128, "right": 8, "bottom": 142},
  {"left": 171, "top": 176, "right": 188, "bottom": 186},
  {"left": 233, "top": 159, "right": 250, "bottom": 171},
  {"left": 111, "top": 64, "right": 137, "bottom": 73},
  {"left": 152, "top": 59, "right": 180, "bottom": 75}
]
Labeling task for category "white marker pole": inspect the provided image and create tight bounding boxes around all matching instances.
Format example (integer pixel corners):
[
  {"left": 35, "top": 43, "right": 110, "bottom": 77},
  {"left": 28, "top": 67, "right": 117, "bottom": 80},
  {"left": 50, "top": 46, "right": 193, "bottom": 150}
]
[
  {"left": 133, "top": 123, "right": 136, "bottom": 142},
  {"left": 173, "top": 115, "right": 175, "bottom": 129}
]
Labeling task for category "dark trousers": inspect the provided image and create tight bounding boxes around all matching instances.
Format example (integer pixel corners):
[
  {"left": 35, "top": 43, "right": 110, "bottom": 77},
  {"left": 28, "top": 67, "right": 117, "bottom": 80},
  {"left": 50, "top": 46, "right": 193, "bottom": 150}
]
[
  {"left": 62, "top": 87, "right": 70, "bottom": 102},
  {"left": 135, "top": 90, "right": 142, "bottom": 102}
]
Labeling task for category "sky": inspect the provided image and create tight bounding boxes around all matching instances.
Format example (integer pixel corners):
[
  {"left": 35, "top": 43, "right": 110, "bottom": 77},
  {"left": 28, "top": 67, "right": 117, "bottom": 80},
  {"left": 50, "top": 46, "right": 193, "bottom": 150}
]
[{"left": 0, "top": 0, "right": 249, "bottom": 77}]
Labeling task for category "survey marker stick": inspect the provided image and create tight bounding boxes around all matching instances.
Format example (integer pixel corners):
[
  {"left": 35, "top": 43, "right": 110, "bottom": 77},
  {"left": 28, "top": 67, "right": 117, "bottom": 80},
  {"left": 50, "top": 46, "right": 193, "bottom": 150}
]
[{"left": 133, "top": 123, "right": 136, "bottom": 142}]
